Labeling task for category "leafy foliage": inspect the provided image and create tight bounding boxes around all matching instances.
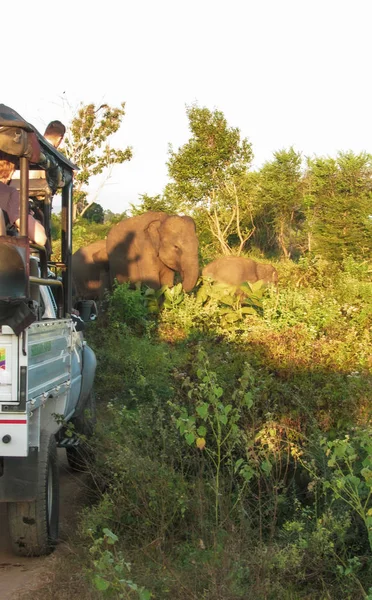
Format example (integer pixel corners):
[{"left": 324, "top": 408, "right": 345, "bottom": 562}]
[
  {"left": 88, "top": 528, "right": 151, "bottom": 599},
  {"left": 45, "top": 100, "right": 372, "bottom": 600},
  {"left": 305, "top": 151, "right": 372, "bottom": 260},
  {"left": 166, "top": 104, "right": 255, "bottom": 254},
  {"left": 196, "top": 276, "right": 264, "bottom": 326},
  {"left": 82, "top": 202, "right": 105, "bottom": 224},
  {"left": 256, "top": 147, "right": 304, "bottom": 258},
  {"left": 61, "top": 102, "right": 132, "bottom": 217},
  {"left": 80, "top": 252, "right": 372, "bottom": 599},
  {"left": 130, "top": 193, "right": 176, "bottom": 216}
]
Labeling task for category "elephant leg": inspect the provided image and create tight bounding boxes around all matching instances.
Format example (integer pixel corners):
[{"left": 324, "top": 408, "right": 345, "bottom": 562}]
[{"left": 159, "top": 265, "right": 175, "bottom": 287}]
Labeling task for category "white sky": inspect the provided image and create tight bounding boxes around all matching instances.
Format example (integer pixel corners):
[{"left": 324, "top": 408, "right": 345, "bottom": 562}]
[{"left": 3, "top": 0, "right": 372, "bottom": 213}]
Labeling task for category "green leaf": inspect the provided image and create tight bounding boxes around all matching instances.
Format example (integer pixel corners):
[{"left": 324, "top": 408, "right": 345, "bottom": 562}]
[
  {"left": 144, "top": 288, "right": 156, "bottom": 296},
  {"left": 93, "top": 576, "right": 110, "bottom": 591},
  {"left": 219, "top": 295, "right": 235, "bottom": 306},
  {"left": 197, "top": 426, "right": 207, "bottom": 437},
  {"left": 235, "top": 458, "right": 245, "bottom": 472},
  {"left": 196, "top": 403, "right": 209, "bottom": 419},
  {"left": 196, "top": 286, "right": 208, "bottom": 304},
  {"left": 103, "top": 528, "right": 119, "bottom": 544},
  {"left": 241, "top": 464, "right": 255, "bottom": 482},
  {"left": 158, "top": 285, "right": 169, "bottom": 295},
  {"left": 261, "top": 460, "right": 272, "bottom": 476},
  {"left": 185, "top": 433, "right": 195, "bottom": 445},
  {"left": 244, "top": 392, "right": 253, "bottom": 408},
  {"left": 218, "top": 307, "right": 235, "bottom": 315},
  {"left": 241, "top": 307, "right": 257, "bottom": 315},
  {"left": 250, "top": 280, "right": 264, "bottom": 293},
  {"left": 223, "top": 312, "right": 240, "bottom": 323}
]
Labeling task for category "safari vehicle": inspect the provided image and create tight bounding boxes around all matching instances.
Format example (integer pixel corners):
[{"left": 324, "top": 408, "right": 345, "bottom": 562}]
[{"left": 0, "top": 104, "right": 96, "bottom": 556}]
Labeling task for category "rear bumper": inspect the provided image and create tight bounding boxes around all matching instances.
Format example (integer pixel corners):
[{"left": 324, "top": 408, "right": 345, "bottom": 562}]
[{"left": 0, "top": 415, "right": 28, "bottom": 457}]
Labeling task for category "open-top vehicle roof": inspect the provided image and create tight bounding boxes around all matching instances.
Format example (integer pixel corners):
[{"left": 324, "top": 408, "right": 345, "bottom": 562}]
[
  {"left": 0, "top": 104, "right": 77, "bottom": 193},
  {"left": 0, "top": 104, "right": 76, "bottom": 327}
]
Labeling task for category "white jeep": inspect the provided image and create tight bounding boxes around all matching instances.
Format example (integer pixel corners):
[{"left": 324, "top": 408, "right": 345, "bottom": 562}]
[{"left": 0, "top": 104, "right": 96, "bottom": 556}]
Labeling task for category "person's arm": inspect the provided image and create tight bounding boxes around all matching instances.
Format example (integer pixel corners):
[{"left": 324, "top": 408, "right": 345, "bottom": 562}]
[
  {"left": 14, "top": 213, "right": 47, "bottom": 246},
  {"left": 5, "top": 185, "right": 47, "bottom": 246}
]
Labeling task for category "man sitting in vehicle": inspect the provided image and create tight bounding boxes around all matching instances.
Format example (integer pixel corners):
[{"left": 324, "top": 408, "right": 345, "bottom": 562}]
[
  {"left": 0, "top": 153, "right": 47, "bottom": 246},
  {"left": 44, "top": 120, "right": 66, "bottom": 149}
]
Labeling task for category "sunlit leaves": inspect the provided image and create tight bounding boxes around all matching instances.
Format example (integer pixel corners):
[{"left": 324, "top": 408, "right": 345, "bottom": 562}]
[
  {"left": 195, "top": 276, "right": 264, "bottom": 327},
  {"left": 61, "top": 101, "right": 132, "bottom": 216}
]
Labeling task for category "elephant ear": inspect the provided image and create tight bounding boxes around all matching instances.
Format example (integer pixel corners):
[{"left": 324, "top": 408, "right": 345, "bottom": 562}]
[
  {"left": 146, "top": 220, "right": 162, "bottom": 255},
  {"left": 93, "top": 246, "right": 108, "bottom": 263}
]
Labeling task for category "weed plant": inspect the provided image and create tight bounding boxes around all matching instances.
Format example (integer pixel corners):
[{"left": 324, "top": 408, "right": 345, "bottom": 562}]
[{"left": 80, "top": 259, "right": 372, "bottom": 599}]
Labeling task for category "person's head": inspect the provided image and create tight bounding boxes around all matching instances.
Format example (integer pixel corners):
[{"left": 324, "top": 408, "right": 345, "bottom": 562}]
[
  {"left": 0, "top": 151, "right": 16, "bottom": 183},
  {"left": 44, "top": 120, "right": 66, "bottom": 148}
]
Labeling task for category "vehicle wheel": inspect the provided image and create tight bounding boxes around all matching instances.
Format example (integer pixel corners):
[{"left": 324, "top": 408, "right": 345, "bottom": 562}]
[
  {"left": 7, "top": 432, "right": 59, "bottom": 556},
  {"left": 66, "top": 389, "right": 96, "bottom": 472}
]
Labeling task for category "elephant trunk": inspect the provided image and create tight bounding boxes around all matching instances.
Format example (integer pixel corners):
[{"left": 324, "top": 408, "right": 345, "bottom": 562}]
[{"left": 181, "top": 259, "right": 199, "bottom": 292}]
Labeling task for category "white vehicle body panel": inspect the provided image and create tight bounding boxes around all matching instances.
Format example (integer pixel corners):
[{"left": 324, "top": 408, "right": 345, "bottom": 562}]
[{"left": 0, "top": 310, "right": 84, "bottom": 457}]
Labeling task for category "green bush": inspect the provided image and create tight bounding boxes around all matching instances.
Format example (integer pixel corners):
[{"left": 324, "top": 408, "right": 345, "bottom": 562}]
[
  {"left": 109, "top": 283, "right": 150, "bottom": 331},
  {"left": 80, "top": 254, "right": 372, "bottom": 599}
]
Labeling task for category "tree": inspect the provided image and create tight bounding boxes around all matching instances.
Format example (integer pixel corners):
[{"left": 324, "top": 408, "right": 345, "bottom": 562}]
[
  {"left": 166, "top": 104, "right": 255, "bottom": 255},
  {"left": 61, "top": 102, "right": 132, "bottom": 219},
  {"left": 305, "top": 152, "right": 372, "bottom": 260},
  {"left": 103, "top": 209, "right": 129, "bottom": 224},
  {"left": 82, "top": 202, "right": 104, "bottom": 224},
  {"left": 130, "top": 193, "right": 175, "bottom": 216},
  {"left": 256, "top": 148, "right": 304, "bottom": 258}
]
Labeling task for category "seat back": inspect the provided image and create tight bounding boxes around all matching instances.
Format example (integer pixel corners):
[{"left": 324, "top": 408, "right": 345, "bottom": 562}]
[
  {"left": 29, "top": 256, "right": 40, "bottom": 304},
  {"left": 0, "top": 208, "right": 7, "bottom": 236}
]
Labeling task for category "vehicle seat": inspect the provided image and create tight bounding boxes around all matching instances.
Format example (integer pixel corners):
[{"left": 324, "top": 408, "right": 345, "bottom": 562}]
[
  {"left": 29, "top": 256, "right": 40, "bottom": 305},
  {"left": 0, "top": 208, "right": 7, "bottom": 236}
]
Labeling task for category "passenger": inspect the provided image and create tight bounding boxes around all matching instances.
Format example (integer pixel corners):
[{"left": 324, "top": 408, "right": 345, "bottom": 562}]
[
  {"left": 29, "top": 120, "right": 66, "bottom": 181},
  {"left": 44, "top": 120, "right": 66, "bottom": 149},
  {"left": 0, "top": 154, "right": 47, "bottom": 246}
]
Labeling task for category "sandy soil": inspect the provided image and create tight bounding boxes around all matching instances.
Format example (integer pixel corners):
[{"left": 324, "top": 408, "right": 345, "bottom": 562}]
[{"left": 0, "top": 449, "right": 88, "bottom": 600}]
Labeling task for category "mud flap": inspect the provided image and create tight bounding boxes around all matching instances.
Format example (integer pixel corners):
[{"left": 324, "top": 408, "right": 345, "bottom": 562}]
[
  {"left": 74, "top": 344, "right": 97, "bottom": 418},
  {"left": 0, "top": 448, "right": 38, "bottom": 502}
]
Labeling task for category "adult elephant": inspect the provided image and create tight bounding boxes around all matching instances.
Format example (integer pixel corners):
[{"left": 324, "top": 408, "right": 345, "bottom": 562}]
[
  {"left": 106, "top": 211, "right": 199, "bottom": 292},
  {"left": 72, "top": 239, "right": 110, "bottom": 301},
  {"left": 202, "top": 256, "right": 278, "bottom": 286}
]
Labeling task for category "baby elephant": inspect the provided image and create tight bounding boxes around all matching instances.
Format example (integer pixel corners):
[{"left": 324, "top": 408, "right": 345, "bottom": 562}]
[{"left": 202, "top": 256, "right": 278, "bottom": 287}]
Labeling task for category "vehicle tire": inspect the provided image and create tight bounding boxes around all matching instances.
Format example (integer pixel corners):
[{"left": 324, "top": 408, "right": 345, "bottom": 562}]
[
  {"left": 66, "top": 389, "right": 96, "bottom": 472},
  {"left": 7, "top": 432, "right": 59, "bottom": 556}
]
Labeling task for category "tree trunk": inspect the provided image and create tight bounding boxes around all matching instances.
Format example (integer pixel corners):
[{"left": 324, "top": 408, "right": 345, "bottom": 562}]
[{"left": 278, "top": 221, "right": 290, "bottom": 258}]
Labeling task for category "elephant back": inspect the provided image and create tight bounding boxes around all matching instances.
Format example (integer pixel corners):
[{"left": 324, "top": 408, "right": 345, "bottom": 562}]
[{"left": 106, "top": 212, "right": 168, "bottom": 256}]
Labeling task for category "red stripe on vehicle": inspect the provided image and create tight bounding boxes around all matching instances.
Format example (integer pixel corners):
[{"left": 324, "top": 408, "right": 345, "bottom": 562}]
[{"left": 0, "top": 420, "right": 27, "bottom": 424}]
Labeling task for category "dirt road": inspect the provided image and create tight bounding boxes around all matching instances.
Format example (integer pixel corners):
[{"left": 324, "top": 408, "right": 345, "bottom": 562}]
[{"left": 0, "top": 450, "right": 88, "bottom": 600}]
